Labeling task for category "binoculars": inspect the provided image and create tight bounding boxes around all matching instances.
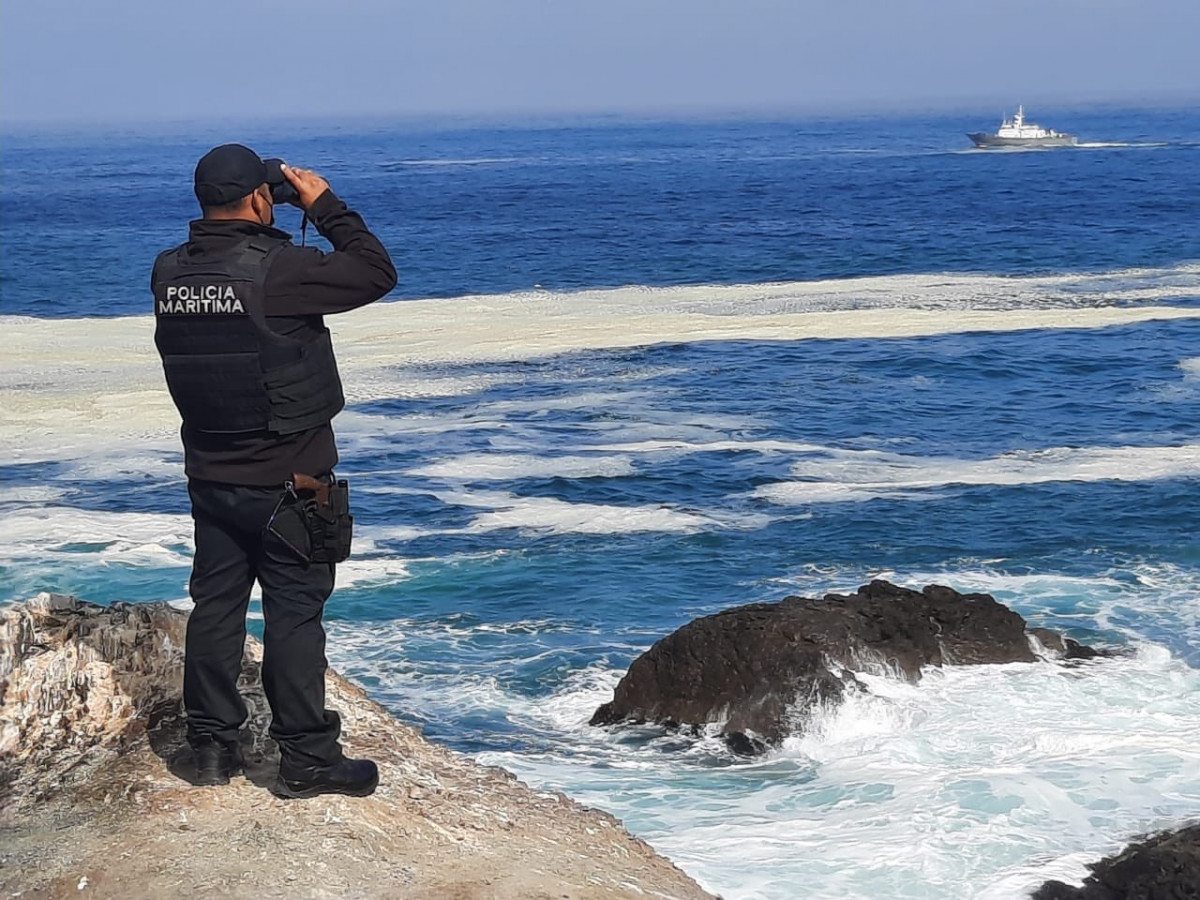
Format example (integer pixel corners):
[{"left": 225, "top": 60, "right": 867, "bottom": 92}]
[{"left": 264, "top": 158, "right": 303, "bottom": 208}]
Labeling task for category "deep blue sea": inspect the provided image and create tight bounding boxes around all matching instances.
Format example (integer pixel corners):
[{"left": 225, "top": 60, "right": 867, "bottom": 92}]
[{"left": 2, "top": 106, "right": 1199, "bottom": 899}]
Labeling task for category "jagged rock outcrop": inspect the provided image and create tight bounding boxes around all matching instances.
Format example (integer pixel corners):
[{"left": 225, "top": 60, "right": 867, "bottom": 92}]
[
  {"left": 1032, "top": 824, "right": 1200, "bottom": 899},
  {"left": 0, "top": 595, "right": 193, "bottom": 801},
  {"left": 591, "top": 580, "right": 1105, "bottom": 752},
  {"left": 0, "top": 594, "right": 714, "bottom": 899}
]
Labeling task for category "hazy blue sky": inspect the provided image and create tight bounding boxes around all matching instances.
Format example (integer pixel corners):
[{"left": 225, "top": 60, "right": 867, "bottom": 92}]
[{"left": 2, "top": 0, "right": 1197, "bottom": 123}]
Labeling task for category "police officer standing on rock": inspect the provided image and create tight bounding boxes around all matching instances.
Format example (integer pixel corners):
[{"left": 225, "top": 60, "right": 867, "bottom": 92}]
[{"left": 152, "top": 144, "right": 396, "bottom": 798}]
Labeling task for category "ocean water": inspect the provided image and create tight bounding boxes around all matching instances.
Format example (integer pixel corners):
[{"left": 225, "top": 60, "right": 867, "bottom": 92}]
[{"left": 2, "top": 106, "right": 1200, "bottom": 899}]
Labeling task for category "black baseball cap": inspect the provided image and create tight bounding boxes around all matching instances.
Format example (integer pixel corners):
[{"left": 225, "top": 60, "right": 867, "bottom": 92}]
[{"left": 194, "top": 143, "right": 268, "bottom": 206}]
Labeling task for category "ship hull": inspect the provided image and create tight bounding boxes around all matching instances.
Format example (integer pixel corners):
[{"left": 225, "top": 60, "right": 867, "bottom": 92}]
[{"left": 967, "top": 132, "right": 1078, "bottom": 148}]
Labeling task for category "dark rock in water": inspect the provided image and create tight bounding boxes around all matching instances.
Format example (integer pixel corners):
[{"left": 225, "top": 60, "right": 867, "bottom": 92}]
[
  {"left": 591, "top": 580, "right": 1101, "bottom": 750},
  {"left": 1032, "top": 824, "right": 1200, "bottom": 899},
  {"left": 1028, "top": 628, "right": 1115, "bottom": 660},
  {"left": 723, "top": 731, "right": 769, "bottom": 757}
]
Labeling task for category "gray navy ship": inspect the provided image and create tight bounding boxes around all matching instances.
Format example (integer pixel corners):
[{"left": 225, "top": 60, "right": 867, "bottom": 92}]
[{"left": 967, "top": 106, "right": 1077, "bottom": 148}]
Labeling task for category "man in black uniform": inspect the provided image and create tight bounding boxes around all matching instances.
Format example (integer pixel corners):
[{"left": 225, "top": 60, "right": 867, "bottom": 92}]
[{"left": 152, "top": 144, "right": 396, "bottom": 798}]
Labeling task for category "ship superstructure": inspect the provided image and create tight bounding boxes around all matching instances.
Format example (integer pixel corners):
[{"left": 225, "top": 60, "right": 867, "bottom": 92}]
[{"left": 967, "top": 106, "right": 1078, "bottom": 148}]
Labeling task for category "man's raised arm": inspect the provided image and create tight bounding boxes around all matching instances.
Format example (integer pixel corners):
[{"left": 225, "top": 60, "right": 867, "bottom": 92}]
[{"left": 264, "top": 164, "right": 397, "bottom": 315}]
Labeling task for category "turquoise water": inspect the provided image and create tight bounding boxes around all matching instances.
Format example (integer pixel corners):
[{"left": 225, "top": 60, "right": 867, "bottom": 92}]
[{"left": 2, "top": 108, "right": 1200, "bottom": 898}]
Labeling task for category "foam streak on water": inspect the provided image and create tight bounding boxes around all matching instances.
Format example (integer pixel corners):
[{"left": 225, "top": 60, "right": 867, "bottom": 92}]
[
  {"left": 4, "top": 262, "right": 1199, "bottom": 463},
  {"left": 755, "top": 442, "right": 1200, "bottom": 503}
]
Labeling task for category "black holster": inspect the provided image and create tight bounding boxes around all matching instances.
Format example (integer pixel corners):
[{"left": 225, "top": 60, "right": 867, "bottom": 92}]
[{"left": 292, "top": 473, "right": 354, "bottom": 564}]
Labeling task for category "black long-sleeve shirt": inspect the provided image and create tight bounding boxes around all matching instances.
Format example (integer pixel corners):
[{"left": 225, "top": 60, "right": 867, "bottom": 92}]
[{"left": 171, "top": 189, "right": 396, "bottom": 485}]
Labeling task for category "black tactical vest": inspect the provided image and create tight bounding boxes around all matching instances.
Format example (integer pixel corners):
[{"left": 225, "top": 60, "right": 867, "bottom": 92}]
[{"left": 152, "top": 237, "right": 345, "bottom": 436}]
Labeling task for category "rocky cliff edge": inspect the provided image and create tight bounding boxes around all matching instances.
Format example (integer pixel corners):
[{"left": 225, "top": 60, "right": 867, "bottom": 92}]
[{"left": 0, "top": 594, "right": 713, "bottom": 900}]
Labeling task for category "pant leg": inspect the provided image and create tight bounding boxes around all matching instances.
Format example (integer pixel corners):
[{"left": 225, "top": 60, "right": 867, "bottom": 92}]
[
  {"left": 256, "top": 502, "right": 343, "bottom": 769},
  {"left": 184, "top": 480, "right": 255, "bottom": 746}
]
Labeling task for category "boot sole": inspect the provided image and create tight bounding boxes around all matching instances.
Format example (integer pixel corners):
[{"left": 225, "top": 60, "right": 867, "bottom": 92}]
[{"left": 272, "top": 772, "right": 379, "bottom": 800}]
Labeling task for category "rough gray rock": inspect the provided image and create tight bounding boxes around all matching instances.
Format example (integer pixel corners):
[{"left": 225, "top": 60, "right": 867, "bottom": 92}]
[
  {"left": 0, "top": 594, "right": 714, "bottom": 899},
  {"left": 591, "top": 579, "right": 1104, "bottom": 752},
  {"left": 0, "top": 595, "right": 195, "bottom": 796}
]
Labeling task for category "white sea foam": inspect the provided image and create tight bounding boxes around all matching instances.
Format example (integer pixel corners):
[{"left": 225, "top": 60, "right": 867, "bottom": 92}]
[
  {"left": 333, "top": 557, "right": 413, "bottom": 588},
  {"left": 0, "top": 492, "right": 760, "bottom": 602},
  {"left": 0, "top": 507, "right": 193, "bottom": 566},
  {"left": 382, "top": 157, "right": 527, "bottom": 167},
  {"left": 408, "top": 452, "right": 636, "bottom": 481},
  {"left": 754, "top": 442, "right": 1200, "bottom": 504},
  {"left": 4, "top": 263, "right": 1198, "bottom": 464},
  {"left": 0, "top": 484, "right": 68, "bottom": 504},
  {"left": 355, "top": 522, "right": 435, "bottom": 544},
  {"left": 588, "top": 437, "right": 828, "bottom": 455},
  {"left": 63, "top": 450, "right": 184, "bottom": 482},
  {"left": 462, "top": 643, "right": 1200, "bottom": 900},
  {"left": 0, "top": 507, "right": 416, "bottom": 597},
  {"left": 360, "top": 485, "right": 765, "bottom": 537},
  {"left": 888, "top": 565, "right": 1200, "bottom": 659},
  {"left": 456, "top": 491, "right": 725, "bottom": 535},
  {"left": 337, "top": 398, "right": 760, "bottom": 455},
  {"left": 1076, "top": 141, "right": 1171, "bottom": 149}
]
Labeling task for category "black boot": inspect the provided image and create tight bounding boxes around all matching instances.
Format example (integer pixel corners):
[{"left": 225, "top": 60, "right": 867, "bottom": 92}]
[
  {"left": 192, "top": 735, "right": 243, "bottom": 786},
  {"left": 274, "top": 756, "right": 379, "bottom": 799}
]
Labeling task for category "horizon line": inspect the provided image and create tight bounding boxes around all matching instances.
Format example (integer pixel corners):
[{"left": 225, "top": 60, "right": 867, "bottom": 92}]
[{"left": 4, "top": 92, "right": 1199, "bottom": 133}]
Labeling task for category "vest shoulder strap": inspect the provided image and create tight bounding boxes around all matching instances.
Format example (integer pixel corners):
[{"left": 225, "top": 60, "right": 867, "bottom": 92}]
[
  {"left": 233, "top": 237, "right": 289, "bottom": 287},
  {"left": 236, "top": 240, "right": 287, "bottom": 324},
  {"left": 151, "top": 242, "right": 187, "bottom": 285}
]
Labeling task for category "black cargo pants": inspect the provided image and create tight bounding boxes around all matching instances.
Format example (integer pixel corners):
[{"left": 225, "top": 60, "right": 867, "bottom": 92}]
[{"left": 184, "top": 478, "right": 342, "bottom": 769}]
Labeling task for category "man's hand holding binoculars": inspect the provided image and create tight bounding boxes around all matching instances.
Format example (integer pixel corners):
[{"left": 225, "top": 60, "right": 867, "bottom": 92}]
[{"left": 280, "top": 164, "right": 330, "bottom": 211}]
